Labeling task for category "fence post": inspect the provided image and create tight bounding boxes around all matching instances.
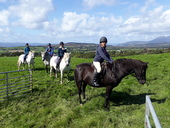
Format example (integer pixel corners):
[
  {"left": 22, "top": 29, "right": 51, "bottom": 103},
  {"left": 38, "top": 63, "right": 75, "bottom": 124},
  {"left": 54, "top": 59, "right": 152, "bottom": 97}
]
[
  {"left": 5, "top": 73, "right": 9, "bottom": 99},
  {"left": 29, "top": 69, "right": 33, "bottom": 92},
  {"left": 144, "top": 95, "right": 162, "bottom": 128}
]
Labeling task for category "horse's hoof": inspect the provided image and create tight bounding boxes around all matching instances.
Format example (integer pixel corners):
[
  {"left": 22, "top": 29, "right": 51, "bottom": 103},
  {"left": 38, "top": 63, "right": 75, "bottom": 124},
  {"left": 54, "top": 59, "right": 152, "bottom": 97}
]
[
  {"left": 80, "top": 104, "right": 83, "bottom": 106},
  {"left": 105, "top": 107, "right": 110, "bottom": 111}
]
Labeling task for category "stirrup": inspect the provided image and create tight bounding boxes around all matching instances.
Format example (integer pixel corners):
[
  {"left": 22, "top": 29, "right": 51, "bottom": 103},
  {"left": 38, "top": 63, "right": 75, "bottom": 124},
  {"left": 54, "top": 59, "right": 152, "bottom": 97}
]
[{"left": 94, "top": 81, "right": 100, "bottom": 86}]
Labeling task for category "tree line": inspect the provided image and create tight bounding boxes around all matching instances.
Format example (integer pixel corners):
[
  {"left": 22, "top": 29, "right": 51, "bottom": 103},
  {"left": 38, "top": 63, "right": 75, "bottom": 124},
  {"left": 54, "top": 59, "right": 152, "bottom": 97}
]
[{"left": 0, "top": 47, "right": 170, "bottom": 58}]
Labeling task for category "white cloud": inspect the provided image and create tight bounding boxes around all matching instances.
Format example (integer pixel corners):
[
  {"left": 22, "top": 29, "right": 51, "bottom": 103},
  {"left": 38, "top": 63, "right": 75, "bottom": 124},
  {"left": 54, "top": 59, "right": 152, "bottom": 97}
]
[
  {"left": 9, "top": 0, "right": 54, "bottom": 29},
  {"left": 61, "top": 12, "right": 89, "bottom": 32},
  {"left": 0, "top": 10, "right": 10, "bottom": 26},
  {"left": 140, "top": 0, "right": 156, "bottom": 13},
  {"left": 59, "top": 12, "right": 122, "bottom": 38},
  {"left": 83, "top": 0, "right": 117, "bottom": 9}
]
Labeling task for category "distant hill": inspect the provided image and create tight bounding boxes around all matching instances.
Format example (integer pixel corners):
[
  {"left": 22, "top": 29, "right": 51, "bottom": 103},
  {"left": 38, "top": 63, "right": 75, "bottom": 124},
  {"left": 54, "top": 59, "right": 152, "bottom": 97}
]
[
  {"left": 118, "top": 36, "right": 170, "bottom": 47},
  {"left": 0, "top": 42, "right": 47, "bottom": 47},
  {"left": 1, "top": 36, "right": 170, "bottom": 48}
]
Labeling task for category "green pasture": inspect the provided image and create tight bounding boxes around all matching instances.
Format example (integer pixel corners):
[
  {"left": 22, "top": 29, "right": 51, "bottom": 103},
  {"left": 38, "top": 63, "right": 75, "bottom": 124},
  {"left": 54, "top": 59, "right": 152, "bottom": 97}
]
[{"left": 0, "top": 53, "right": 170, "bottom": 128}]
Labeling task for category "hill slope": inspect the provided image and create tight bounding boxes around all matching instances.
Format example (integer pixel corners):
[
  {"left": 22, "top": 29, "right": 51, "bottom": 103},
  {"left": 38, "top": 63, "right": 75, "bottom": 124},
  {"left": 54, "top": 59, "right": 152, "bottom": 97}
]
[{"left": 119, "top": 36, "right": 170, "bottom": 47}]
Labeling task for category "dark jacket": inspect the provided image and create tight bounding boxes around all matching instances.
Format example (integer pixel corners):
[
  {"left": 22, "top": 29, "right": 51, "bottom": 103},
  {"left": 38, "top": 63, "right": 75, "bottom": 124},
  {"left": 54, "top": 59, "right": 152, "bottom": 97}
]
[
  {"left": 94, "top": 45, "right": 113, "bottom": 63},
  {"left": 58, "top": 47, "right": 67, "bottom": 58},
  {"left": 24, "top": 47, "right": 30, "bottom": 55},
  {"left": 46, "top": 46, "right": 54, "bottom": 56}
]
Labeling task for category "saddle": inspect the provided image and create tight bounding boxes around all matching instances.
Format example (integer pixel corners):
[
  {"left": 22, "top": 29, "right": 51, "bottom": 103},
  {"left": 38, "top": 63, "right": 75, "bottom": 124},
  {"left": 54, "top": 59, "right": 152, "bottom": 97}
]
[{"left": 91, "top": 62, "right": 114, "bottom": 77}]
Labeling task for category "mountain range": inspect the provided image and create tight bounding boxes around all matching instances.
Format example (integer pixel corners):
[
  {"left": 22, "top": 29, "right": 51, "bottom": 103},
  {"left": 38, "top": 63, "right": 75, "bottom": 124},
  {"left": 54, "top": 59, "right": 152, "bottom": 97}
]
[
  {"left": 0, "top": 36, "right": 170, "bottom": 48},
  {"left": 118, "top": 36, "right": 170, "bottom": 47}
]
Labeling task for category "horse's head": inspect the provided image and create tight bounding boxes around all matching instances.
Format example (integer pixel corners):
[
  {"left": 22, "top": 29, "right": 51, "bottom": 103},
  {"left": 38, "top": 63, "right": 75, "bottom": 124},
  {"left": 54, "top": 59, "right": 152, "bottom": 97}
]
[
  {"left": 63, "top": 52, "right": 71, "bottom": 66},
  {"left": 41, "top": 51, "right": 51, "bottom": 61},
  {"left": 41, "top": 52, "right": 46, "bottom": 61},
  {"left": 29, "top": 51, "right": 35, "bottom": 59},
  {"left": 134, "top": 62, "right": 148, "bottom": 85}
]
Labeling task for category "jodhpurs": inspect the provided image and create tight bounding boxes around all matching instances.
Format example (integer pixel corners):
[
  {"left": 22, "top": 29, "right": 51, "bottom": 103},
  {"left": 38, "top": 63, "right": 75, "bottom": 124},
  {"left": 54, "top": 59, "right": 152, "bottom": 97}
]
[
  {"left": 93, "top": 61, "right": 101, "bottom": 73},
  {"left": 56, "top": 57, "right": 62, "bottom": 65},
  {"left": 24, "top": 54, "right": 28, "bottom": 61}
]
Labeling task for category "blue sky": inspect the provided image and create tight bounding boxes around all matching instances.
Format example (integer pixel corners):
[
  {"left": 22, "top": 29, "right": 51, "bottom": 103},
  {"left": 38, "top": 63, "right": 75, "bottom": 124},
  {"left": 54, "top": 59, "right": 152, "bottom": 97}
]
[{"left": 0, "top": 0, "right": 170, "bottom": 45}]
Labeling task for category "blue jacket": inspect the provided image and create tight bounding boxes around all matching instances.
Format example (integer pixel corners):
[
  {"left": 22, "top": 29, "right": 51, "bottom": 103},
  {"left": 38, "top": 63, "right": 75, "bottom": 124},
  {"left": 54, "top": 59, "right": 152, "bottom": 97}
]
[
  {"left": 94, "top": 45, "right": 113, "bottom": 63},
  {"left": 24, "top": 47, "right": 30, "bottom": 55},
  {"left": 58, "top": 47, "right": 67, "bottom": 58},
  {"left": 46, "top": 47, "right": 54, "bottom": 56}
]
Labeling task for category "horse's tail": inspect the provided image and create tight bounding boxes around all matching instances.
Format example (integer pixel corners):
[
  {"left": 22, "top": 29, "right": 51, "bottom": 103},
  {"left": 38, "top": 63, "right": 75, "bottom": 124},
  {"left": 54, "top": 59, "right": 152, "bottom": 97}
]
[{"left": 74, "top": 66, "right": 80, "bottom": 82}]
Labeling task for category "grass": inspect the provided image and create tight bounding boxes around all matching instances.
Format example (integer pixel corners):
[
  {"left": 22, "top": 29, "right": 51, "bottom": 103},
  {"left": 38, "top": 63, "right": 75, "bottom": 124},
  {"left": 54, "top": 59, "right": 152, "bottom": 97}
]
[{"left": 0, "top": 53, "right": 170, "bottom": 128}]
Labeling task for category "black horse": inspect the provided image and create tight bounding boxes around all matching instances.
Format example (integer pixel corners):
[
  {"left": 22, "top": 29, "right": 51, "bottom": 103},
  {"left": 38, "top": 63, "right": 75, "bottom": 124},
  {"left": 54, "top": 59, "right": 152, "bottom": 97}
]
[{"left": 74, "top": 58, "right": 148, "bottom": 110}]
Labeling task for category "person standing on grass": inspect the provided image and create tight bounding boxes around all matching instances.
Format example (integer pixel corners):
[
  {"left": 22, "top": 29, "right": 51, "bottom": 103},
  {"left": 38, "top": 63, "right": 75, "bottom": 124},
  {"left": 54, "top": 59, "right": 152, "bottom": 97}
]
[
  {"left": 46, "top": 43, "right": 54, "bottom": 56},
  {"left": 24, "top": 43, "right": 30, "bottom": 62},
  {"left": 56, "top": 41, "right": 67, "bottom": 69},
  {"left": 93, "top": 37, "right": 114, "bottom": 86}
]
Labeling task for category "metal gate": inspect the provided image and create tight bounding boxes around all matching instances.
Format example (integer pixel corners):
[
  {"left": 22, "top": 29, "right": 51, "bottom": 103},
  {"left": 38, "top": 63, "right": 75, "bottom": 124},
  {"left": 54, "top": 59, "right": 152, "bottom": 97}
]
[{"left": 0, "top": 69, "right": 33, "bottom": 101}]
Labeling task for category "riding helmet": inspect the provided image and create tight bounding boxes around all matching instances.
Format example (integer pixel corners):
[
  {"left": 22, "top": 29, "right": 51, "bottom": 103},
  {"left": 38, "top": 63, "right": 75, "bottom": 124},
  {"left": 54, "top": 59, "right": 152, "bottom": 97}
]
[
  {"left": 26, "top": 43, "right": 29, "bottom": 46},
  {"left": 99, "top": 37, "right": 107, "bottom": 43},
  {"left": 48, "top": 43, "right": 51, "bottom": 46},
  {"left": 60, "top": 41, "right": 64, "bottom": 45}
]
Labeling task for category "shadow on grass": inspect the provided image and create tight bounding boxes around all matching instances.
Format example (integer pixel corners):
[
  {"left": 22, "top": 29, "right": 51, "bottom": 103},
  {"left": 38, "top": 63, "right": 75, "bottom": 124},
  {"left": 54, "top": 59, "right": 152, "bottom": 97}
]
[
  {"left": 34, "top": 67, "right": 46, "bottom": 71},
  {"left": 88, "top": 91, "right": 166, "bottom": 106}
]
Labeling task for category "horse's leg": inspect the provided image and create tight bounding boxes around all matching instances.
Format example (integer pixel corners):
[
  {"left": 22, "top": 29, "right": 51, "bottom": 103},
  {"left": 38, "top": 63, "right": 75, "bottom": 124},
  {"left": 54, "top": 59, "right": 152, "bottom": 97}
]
[
  {"left": 46, "top": 65, "right": 48, "bottom": 73},
  {"left": 77, "top": 81, "right": 83, "bottom": 105},
  {"left": 105, "top": 86, "right": 113, "bottom": 111},
  {"left": 28, "top": 63, "right": 31, "bottom": 69},
  {"left": 82, "top": 82, "right": 87, "bottom": 101},
  {"left": 32, "top": 63, "right": 35, "bottom": 70},
  {"left": 50, "top": 67, "right": 53, "bottom": 77},
  {"left": 23, "top": 63, "right": 25, "bottom": 70},
  {"left": 60, "top": 70, "right": 63, "bottom": 84},
  {"left": 18, "top": 61, "right": 21, "bottom": 70},
  {"left": 66, "top": 69, "right": 70, "bottom": 82}
]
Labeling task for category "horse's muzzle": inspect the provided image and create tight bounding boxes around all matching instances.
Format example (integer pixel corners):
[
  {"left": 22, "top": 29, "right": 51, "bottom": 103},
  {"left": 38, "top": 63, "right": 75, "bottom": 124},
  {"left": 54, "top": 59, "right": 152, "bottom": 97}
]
[{"left": 139, "top": 79, "right": 146, "bottom": 85}]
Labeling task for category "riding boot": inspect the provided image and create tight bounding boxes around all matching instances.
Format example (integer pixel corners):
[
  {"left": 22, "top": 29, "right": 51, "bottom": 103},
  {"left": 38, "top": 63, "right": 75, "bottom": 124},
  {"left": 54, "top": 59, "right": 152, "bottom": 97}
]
[
  {"left": 56, "top": 62, "right": 60, "bottom": 69},
  {"left": 93, "top": 72, "right": 100, "bottom": 86}
]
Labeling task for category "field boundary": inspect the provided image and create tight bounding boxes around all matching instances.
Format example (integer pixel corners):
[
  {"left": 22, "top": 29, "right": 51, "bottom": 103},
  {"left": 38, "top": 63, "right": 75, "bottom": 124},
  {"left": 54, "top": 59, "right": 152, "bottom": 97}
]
[
  {"left": 0, "top": 69, "right": 33, "bottom": 101},
  {"left": 144, "top": 95, "right": 162, "bottom": 128}
]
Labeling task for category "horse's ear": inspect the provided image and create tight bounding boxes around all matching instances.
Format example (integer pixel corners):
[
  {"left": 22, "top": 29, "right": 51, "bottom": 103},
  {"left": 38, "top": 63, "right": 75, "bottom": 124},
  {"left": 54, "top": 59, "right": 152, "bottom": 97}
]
[{"left": 145, "top": 62, "right": 149, "bottom": 64}]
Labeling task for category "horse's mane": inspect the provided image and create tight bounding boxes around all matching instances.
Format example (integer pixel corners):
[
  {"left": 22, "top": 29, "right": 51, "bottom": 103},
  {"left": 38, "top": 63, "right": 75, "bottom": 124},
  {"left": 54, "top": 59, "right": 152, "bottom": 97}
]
[
  {"left": 63, "top": 52, "right": 71, "bottom": 59},
  {"left": 112, "top": 58, "right": 147, "bottom": 72}
]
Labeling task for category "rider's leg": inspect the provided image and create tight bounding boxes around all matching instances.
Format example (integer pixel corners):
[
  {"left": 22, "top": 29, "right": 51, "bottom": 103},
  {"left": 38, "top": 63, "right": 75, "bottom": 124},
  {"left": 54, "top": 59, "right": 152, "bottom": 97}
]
[
  {"left": 56, "top": 57, "right": 61, "bottom": 69},
  {"left": 93, "top": 61, "right": 101, "bottom": 86},
  {"left": 24, "top": 54, "right": 28, "bottom": 62}
]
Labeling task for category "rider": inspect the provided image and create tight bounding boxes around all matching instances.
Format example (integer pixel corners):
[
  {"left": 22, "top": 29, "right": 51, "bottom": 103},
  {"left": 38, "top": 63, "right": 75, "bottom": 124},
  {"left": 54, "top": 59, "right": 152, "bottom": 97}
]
[
  {"left": 93, "top": 37, "right": 114, "bottom": 86},
  {"left": 56, "top": 41, "right": 67, "bottom": 69},
  {"left": 24, "top": 43, "right": 30, "bottom": 62},
  {"left": 46, "top": 43, "right": 54, "bottom": 56}
]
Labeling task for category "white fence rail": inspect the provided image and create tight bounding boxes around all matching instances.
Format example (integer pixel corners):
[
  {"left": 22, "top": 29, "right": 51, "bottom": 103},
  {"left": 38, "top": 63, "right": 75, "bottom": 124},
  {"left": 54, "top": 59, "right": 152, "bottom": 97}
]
[
  {"left": 145, "top": 95, "right": 162, "bottom": 128},
  {"left": 0, "top": 69, "right": 33, "bottom": 101}
]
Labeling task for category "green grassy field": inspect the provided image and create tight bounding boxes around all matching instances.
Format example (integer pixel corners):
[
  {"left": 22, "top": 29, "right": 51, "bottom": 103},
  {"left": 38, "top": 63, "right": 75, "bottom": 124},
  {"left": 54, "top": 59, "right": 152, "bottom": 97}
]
[{"left": 0, "top": 53, "right": 170, "bottom": 128}]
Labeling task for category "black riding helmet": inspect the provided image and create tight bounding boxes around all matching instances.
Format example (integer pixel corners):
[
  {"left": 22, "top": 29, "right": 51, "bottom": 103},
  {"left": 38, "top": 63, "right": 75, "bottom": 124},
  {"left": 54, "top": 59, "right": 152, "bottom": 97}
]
[
  {"left": 99, "top": 37, "right": 107, "bottom": 43},
  {"left": 48, "top": 43, "right": 51, "bottom": 46},
  {"left": 60, "top": 41, "right": 64, "bottom": 45}
]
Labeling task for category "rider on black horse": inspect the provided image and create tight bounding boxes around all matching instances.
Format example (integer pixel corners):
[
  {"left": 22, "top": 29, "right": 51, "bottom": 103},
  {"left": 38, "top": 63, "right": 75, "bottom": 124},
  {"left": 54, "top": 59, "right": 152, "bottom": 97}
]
[{"left": 93, "top": 37, "right": 114, "bottom": 86}]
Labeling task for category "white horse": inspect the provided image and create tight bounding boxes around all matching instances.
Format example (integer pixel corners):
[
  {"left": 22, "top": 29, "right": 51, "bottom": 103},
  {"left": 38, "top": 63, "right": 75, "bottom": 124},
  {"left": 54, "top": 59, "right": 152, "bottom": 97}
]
[
  {"left": 50, "top": 52, "right": 71, "bottom": 84},
  {"left": 17, "top": 51, "right": 35, "bottom": 70},
  {"left": 41, "top": 51, "right": 52, "bottom": 73}
]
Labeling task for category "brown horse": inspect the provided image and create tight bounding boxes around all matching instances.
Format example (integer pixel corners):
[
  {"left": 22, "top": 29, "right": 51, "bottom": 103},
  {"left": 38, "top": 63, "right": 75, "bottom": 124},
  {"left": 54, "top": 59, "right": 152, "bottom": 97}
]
[{"left": 74, "top": 58, "right": 148, "bottom": 110}]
